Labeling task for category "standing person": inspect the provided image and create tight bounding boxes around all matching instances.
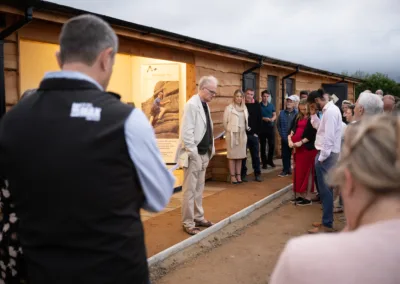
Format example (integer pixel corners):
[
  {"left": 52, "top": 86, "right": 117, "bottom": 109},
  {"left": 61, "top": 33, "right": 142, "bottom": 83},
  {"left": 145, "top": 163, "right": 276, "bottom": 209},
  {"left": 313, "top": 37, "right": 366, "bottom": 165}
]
[
  {"left": 307, "top": 89, "right": 342, "bottom": 233},
  {"left": 270, "top": 115, "right": 400, "bottom": 284},
  {"left": 177, "top": 76, "right": 217, "bottom": 235},
  {"left": 288, "top": 99, "right": 318, "bottom": 205},
  {"left": 353, "top": 91, "right": 384, "bottom": 122},
  {"left": 383, "top": 95, "right": 395, "bottom": 113},
  {"left": 300, "top": 90, "right": 309, "bottom": 100},
  {"left": 259, "top": 90, "right": 276, "bottom": 169},
  {"left": 0, "top": 14, "right": 175, "bottom": 284},
  {"left": 341, "top": 100, "right": 352, "bottom": 123},
  {"left": 375, "top": 89, "right": 384, "bottom": 99},
  {"left": 344, "top": 105, "right": 355, "bottom": 124},
  {"left": 223, "top": 90, "right": 249, "bottom": 184},
  {"left": 276, "top": 95, "right": 298, "bottom": 177},
  {"left": 241, "top": 88, "right": 263, "bottom": 182}
]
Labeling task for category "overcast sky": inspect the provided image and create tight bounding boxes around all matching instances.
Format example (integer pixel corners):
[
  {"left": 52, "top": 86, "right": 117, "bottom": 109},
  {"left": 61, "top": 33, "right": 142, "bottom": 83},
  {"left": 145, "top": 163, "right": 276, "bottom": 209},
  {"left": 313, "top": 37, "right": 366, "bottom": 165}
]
[{"left": 49, "top": 0, "right": 400, "bottom": 81}]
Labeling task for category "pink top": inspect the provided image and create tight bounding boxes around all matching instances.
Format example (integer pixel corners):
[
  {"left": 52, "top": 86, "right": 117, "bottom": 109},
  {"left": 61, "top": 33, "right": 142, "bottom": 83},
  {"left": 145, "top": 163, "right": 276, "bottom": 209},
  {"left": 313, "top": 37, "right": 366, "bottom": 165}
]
[{"left": 270, "top": 219, "right": 400, "bottom": 284}]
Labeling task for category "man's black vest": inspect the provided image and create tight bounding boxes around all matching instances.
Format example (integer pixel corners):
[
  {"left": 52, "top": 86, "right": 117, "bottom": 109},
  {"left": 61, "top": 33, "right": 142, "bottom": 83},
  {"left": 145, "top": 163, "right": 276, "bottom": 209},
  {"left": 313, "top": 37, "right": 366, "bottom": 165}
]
[{"left": 0, "top": 78, "right": 148, "bottom": 284}]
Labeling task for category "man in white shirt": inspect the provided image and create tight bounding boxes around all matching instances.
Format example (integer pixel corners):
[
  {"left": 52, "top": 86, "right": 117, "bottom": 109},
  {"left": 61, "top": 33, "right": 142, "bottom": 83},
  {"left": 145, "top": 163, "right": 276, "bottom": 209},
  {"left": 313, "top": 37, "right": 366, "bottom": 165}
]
[{"left": 307, "top": 89, "right": 342, "bottom": 233}]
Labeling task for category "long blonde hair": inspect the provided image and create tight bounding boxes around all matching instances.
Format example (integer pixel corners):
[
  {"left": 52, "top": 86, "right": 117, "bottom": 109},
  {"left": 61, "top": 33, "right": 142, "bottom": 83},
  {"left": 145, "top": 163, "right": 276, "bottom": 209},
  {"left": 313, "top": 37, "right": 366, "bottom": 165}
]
[
  {"left": 294, "top": 99, "right": 309, "bottom": 122},
  {"left": 328, "top": 114, "right": 400, "bottom": 194},
  {"left": 232, "top": 89, "right": 245, "bottom": 109}
]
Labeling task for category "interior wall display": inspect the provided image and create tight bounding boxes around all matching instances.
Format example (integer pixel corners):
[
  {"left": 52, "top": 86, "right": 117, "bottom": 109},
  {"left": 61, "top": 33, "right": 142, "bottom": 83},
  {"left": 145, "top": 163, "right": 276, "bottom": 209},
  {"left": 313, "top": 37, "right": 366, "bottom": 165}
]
[{"left": 141, "top": 64, "right": 180, "bottom": 163}]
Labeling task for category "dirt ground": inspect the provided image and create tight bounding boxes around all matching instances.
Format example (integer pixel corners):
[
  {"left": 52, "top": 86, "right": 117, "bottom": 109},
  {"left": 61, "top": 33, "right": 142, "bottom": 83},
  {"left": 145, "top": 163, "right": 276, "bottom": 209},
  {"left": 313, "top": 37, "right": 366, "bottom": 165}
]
[
  {"left": 143, "top": 170, "right": 292, "bottom": 257},
  {"left": 154, "top": 201, "right": 345, "bottom": 284}
]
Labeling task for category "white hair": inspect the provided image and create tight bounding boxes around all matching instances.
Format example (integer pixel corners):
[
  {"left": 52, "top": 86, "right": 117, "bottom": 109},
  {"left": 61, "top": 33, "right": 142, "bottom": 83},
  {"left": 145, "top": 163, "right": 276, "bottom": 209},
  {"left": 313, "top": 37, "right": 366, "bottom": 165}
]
[
  {"left": 358, "top": 92, "right": 384, "bottom": 116},
  {"left": 375, "top": 89, "right": 384, "bottom": 96},
  {"left": 198, "top": 76, "right": 218, "bottom": 91}
]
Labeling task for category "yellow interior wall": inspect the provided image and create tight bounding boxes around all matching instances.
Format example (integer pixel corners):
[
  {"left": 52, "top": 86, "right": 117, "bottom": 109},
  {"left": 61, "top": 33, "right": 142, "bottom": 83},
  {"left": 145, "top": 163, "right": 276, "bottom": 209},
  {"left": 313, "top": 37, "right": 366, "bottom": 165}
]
[
  {"left": 19, "top": 40, "right": 132, "bottom": 101},
  {"left": 20, "top": 40, "right": 60, "bottom": 93},
  {"left": 107, "top": 53, "right": 132, "bottom": 102}
]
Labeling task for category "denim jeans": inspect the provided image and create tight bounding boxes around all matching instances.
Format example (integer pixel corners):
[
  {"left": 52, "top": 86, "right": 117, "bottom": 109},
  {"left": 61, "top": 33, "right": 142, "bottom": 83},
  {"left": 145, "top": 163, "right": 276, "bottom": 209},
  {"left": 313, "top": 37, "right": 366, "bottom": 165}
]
[
  {"left": 241, "top": 134, "right": 261, "bottom": 176},
  {"left": 281, "top": 140, "right": 292, "bottom": 174},
  {"left": 315, "top": 152, "right": 339, "bottom": 228}
]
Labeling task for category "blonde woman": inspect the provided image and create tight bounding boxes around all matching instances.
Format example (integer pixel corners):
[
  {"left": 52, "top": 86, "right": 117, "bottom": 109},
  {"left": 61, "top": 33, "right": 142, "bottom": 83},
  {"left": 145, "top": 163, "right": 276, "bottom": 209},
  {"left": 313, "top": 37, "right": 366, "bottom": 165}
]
[
  {"left": 288, "top": 99, "right": 317, "bottom": 205},
  {"left": 223, "top": 89, "right": 249, "bottom": 184},
  {"left": 270, "top": 114, "right": 400, "bottom": 284}
]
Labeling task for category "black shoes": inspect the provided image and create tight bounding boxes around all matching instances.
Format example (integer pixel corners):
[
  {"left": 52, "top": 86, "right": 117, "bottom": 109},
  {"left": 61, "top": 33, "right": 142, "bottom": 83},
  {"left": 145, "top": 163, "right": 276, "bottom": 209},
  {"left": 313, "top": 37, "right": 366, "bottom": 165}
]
[
  {"left": 290, "top": 197, "right": 303, "bottom": 203},
  {"left": 297, "top": 199, "right": 312, "bottom": 206},
  {"left": 290, "top": 197, "right": 312, "bottom": 206},
  {"left": 278, "top": 171, "right": 289, "bottom": 177},
  {"left": 268, "top": 161, "right": 276, "bottom": 168},
  {"left": 262, "top": 164, "right": 268, "bottom": 170}
]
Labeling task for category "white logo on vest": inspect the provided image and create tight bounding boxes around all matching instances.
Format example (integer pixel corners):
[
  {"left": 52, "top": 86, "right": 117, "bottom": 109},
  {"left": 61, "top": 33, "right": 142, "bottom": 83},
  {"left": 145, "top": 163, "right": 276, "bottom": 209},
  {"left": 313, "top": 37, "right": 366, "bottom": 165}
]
[{"left": 70, "top": 103, "right": 102, "bottom": 121}]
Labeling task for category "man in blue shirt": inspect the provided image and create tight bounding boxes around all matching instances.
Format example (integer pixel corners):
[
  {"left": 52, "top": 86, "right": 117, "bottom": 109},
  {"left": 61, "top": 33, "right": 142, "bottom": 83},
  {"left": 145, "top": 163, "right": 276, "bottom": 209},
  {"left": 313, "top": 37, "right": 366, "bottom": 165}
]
[
  {"left": 259, "top": 90, "right": 276, "bottom": 169},
  {"left": 276, "top": 96, "right": 298, "bottom": 177}
]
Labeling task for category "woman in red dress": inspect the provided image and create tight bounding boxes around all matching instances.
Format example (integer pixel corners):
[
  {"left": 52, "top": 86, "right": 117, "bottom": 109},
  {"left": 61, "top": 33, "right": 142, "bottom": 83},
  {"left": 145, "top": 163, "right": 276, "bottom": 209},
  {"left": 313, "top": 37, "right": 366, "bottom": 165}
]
[{"left": 288, "top": 99, "right": 318, "bottom": 206}]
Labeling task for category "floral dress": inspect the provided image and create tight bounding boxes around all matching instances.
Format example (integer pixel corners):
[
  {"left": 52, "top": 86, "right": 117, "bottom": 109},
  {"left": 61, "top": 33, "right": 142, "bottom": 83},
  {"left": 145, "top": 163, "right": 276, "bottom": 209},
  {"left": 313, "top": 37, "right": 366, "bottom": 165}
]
[{"left": 0, "top": 179, "right": 28, "bottom": 283}]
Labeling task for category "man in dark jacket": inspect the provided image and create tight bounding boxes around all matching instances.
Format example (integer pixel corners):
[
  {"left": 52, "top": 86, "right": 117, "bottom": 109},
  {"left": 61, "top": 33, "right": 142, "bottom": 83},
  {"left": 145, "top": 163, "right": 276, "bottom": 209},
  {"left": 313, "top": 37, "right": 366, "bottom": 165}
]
[
  {"left": 0, "top": 14, "right": 175, "bottom": 284},
  {"left": 277, "top": 95, "right": 298, "bottom": 177},
  {"left": 241, "top": 88, "right": 262, "bottom": 182}
]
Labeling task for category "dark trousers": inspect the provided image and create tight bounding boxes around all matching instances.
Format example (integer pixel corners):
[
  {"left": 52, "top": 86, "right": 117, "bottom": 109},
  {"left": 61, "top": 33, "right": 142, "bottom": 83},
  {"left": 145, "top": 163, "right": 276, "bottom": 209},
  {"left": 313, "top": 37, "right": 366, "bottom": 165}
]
[
  {"left": 281, "top": 140, "right": 292, "bottom": 174},
  {"left": 259, "top": 127, "right": 275, "bottom": 166},
  {"left": 241, "top": 134, "right": 261, "bottom": 177}
]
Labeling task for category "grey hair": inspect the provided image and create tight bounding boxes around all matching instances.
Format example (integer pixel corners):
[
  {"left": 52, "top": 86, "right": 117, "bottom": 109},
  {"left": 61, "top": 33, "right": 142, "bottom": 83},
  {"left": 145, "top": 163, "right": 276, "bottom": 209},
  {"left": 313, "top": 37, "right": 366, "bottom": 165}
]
[
  {"left": 375, "top": 89, "right": 384, "bottom": 96},
  {"left": 59, "top": 14, "right": 119, "bottom": 66},
  {"left": 198, "top": 76, "right": 218, "bottom": 92},
  {"left": 358, "top": 91, "right": 384, "bottom": 116}
]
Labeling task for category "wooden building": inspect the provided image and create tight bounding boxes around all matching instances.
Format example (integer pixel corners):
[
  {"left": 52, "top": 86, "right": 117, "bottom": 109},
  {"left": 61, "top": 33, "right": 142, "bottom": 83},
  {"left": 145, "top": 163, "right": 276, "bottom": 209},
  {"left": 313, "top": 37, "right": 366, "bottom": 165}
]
[{"left": 0, "top": 1, "right": 361, "bottom": 184}]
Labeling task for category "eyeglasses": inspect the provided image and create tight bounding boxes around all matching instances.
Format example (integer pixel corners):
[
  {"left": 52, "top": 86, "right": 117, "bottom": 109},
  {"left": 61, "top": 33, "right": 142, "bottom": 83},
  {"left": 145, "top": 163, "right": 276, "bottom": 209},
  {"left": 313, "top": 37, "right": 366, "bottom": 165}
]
[{"left": 204, "top": 88, "right": 217, "bottom": 96}]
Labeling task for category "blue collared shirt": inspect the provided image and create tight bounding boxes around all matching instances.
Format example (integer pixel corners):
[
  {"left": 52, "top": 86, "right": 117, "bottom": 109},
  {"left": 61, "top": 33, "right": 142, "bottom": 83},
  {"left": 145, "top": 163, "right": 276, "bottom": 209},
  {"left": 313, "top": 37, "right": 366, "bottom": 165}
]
[{"left": 44, "top": 71, "right": 175, "bottom": 212}]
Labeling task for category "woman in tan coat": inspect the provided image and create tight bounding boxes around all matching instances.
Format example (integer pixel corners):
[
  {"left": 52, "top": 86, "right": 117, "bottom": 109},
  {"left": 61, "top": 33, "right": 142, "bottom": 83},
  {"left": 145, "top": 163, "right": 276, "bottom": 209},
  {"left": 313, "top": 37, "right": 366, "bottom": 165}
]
[{"left": 223, "top": 89, "right": 249, "bottom": 184}]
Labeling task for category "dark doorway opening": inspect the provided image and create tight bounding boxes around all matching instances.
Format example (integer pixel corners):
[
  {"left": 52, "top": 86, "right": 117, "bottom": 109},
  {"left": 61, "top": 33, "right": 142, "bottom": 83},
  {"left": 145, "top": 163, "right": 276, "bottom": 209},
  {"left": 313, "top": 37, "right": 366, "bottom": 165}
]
[
  {"left": 322, "top": 83, "right": 348, "bottom": 108},
  {"left": 243, "top": 72, "right": 256, "bottom": 93},
  {"left": 267, "top": 75, "right": 277, "bottom": 107},
  {"left": 285, "top": 78, "right": 295, "bottom": 97}
]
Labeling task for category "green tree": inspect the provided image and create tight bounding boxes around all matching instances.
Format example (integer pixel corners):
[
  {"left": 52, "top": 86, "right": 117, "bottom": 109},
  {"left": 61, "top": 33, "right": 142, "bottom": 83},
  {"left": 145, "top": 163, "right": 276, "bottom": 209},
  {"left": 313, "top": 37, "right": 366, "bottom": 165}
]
[{"left": 342, "top": 71, "right": 400, "bottom": 99}]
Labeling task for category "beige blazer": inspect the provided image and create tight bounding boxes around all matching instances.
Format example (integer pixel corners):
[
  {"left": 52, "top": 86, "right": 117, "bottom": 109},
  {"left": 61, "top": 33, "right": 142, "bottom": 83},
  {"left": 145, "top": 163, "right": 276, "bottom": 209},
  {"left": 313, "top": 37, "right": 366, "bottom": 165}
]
[
  {"left": 176, "top": 94, "right": 215, "bottom": 168},
  {"left": 223, "top": 103, "right": 249, "bottom": 132}
]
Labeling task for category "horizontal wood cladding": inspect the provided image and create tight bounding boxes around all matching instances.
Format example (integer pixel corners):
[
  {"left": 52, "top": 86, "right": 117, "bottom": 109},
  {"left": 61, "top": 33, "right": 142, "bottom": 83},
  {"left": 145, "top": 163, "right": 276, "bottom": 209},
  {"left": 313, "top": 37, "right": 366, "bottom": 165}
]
[
  {"left": 210, "top": 110, "right": 224, "bottom": 124},
  {"left": 18, "top": 19, "right": 61, "bottom": 44},
  {"left": 197, "top": 67, "right": 242, "bottom": 88},
  {"left": 18, "top": 20, "right": 195, "bottom": 64},
  {"left": 209, "top": 97, "right": 232, "bottom": 112},
  {"left": 119, "top": 37, "right": 194, "bottom": 64},
  {"left": 1, "top": 14, "right": 20, "bottom": 108},
  {"left": 4, "top": 42, "right": 18, "bottom": 70},
  {"left": 5, "top": 71, "right": 18, "bottom": 105}
]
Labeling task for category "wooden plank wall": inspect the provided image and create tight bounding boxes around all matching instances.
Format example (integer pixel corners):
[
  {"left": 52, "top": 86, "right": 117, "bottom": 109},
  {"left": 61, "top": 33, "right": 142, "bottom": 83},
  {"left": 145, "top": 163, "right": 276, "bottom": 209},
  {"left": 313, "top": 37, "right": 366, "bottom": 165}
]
[
  {"left": 1, "top": 14, "right": 19, "bottom": 112},
  {"left": 194, "top": 54, "right": 257, "bottom": 137}
]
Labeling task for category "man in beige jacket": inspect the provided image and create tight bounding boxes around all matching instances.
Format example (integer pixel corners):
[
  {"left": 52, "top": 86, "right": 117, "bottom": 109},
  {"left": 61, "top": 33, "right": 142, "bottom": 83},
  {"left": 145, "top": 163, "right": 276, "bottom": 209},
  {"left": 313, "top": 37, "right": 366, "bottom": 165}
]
[{"left": 177, "top": 76, "right": 217, "bottom": 235}]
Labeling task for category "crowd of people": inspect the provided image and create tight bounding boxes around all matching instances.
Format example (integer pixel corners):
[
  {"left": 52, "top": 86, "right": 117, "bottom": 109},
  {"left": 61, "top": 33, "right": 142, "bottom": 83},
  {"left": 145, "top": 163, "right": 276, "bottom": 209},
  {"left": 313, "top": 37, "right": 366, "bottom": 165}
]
[
  {"left": 270, "top": 106, "right": 400, "bottom": 284},
  {"left": 0, "top": 13, "right": 399, "bottom": 284}
]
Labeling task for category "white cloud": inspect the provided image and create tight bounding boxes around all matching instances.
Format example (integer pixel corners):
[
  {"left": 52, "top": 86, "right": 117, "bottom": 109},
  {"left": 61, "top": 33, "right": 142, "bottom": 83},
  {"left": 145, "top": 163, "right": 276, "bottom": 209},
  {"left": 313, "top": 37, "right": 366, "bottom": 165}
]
[{"left": 48, "top": 0, "right": 400, "bottom": 80}]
